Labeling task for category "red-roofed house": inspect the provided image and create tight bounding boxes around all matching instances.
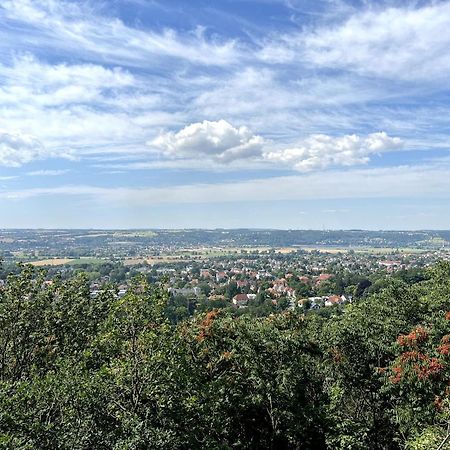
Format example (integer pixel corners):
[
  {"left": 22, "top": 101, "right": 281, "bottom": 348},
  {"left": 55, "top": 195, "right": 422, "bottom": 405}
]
[
  {"left": 315, "top": 273, "right": 334, "bottom": 285},
  {"left": 232, "top": 293, "right": 250, "bottom": 308},
  {"left": 325, "top": 295, "right": 345, "bottom": 307}
]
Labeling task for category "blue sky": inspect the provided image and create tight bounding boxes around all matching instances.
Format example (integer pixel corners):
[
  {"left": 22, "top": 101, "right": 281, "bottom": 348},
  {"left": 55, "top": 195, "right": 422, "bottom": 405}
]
[{"left": 0, "top": 0, "right": 450, "bottom": 229}]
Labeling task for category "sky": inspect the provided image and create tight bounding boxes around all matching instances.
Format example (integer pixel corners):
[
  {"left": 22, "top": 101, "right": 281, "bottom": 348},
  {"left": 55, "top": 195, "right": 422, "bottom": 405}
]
[{"left": 0, "top": 0, "right": 450, "bottom": 229}]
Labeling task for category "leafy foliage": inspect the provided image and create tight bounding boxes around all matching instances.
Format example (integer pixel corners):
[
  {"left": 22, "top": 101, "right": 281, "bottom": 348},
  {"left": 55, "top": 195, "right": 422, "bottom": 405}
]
[{"left": 0, "top": 262, "right": 450, "bottom": 448}]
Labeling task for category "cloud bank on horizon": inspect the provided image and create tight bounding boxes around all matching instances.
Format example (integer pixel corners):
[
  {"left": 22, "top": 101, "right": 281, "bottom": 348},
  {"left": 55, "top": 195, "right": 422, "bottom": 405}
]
[{"left": 0, "top": 0, "right": 449, "bottom": 228}]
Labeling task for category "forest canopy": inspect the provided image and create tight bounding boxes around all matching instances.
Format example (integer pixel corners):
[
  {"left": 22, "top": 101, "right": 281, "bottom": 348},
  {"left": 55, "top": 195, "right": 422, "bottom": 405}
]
[{"left": 1, "top": 262, "right": 450, "bottom": 449}]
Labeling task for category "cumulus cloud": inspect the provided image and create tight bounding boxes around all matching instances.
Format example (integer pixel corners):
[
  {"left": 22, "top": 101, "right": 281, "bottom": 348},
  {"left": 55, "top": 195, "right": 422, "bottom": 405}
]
[
  {"left": 0, "top": 130, "right": 46, "bottom": 167},
  {"left": 264, "top": 132, "right": 403, "bottom": 171},
  {"left": 151, "top": 120, "right": 265, "bottom": 162},
  {"left": 151, "top": 122, "right": 403, "bottom": 170}
]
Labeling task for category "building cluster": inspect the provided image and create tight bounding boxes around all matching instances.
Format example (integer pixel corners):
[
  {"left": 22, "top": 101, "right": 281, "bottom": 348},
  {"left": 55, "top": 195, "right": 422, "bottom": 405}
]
[{"left": 2, "top": 244, "right": 450, "bottom": 315}]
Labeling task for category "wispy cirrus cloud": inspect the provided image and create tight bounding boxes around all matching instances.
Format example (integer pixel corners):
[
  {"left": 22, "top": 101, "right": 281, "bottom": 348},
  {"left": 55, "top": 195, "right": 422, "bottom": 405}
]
[
  {"left": 2, "top": 162, "right": 450, "bottom": 204},
  {"left": 258, "top": 2, "right": 450, "bottom": 82},
  {"left": 26, "top": 169, "right": 69, "bottom": 176},
  {"left": 0, "top": 55, "right": 179, "bottom": 162},
  {"left": 0, "top": 0, "right": 241, "bottom": 67},
  {"left": 0, "top": 54, "right": 135, "bottom": 107}
]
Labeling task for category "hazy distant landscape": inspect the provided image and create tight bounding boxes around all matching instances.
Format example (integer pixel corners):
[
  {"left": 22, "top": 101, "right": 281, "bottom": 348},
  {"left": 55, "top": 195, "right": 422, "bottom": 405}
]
[{"left": 1, "top": 229, "right": 449, "bottom": 266}]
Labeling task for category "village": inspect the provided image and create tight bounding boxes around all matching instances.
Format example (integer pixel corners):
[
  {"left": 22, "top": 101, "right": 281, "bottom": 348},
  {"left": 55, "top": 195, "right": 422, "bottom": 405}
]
[
  {"left": 79, "top": 246, "right": 450, "bottom": 318},
  {"left": 2, "top": 229, "right": 450, "bottom": 318}
]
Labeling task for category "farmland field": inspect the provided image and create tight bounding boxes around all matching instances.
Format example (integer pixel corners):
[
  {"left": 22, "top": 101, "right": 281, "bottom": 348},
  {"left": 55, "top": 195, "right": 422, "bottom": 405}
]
[
  {"left": 28, "top": 257, "right": 107, "bottom": 267},
  {"left": 30, "top": 258, "right": 74, "bottom": 266}
]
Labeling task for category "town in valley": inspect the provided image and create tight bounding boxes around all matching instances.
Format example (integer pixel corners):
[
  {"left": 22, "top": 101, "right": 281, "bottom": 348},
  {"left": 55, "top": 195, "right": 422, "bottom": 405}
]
[{"left": 2, "top": 229, "right": 449, "bottom": 320}]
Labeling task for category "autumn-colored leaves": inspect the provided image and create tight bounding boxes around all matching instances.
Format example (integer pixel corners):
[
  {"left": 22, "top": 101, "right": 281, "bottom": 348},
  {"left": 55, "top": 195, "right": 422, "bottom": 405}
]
[
  {"left": 389, "top": 315, "right": 450, "bottom": 385},
  {"left": 396, "top": 326, "right": 428, "bottom": 347},
  {"left": 196, "top": 309, "right": 220, "bottom": 342}
]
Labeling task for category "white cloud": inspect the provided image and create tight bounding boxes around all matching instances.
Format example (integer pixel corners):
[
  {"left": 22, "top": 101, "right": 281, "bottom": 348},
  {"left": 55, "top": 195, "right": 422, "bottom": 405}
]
[
  {"left": 0, "top": 55, "right": 135, "bottom": 107},
  {"left": 151, "top": 120, "right": 265, "bottom": 162},
  {"left": 2, "top": 162, "right": 450, "bottom": 204},
  {"left": 4, "top": 54, "right": 134, "bottom": 88},
  {"left": 142, "top": 127, "right": 405, "bottom": 171},
  {"left": 264, "top": 132, "right": 403, "bottom": 171},
  {"left": 0, "top": 0, "right": 445, "bottom": 173},
  {"left": 190, "top": 67, "right": 397, "bottom": 139},
  {"left": 0, "top": 130, "right": 46, "bottom": 167},
  {"left": 0, "top": 54, "right": 185, "bottom": 159},
  {"left": 26, "top": 169, "right": 69, "bottom": 176},
  {"left": 0, "top": 0, "right": 240, "bottom": 67},
  {"left": 264, "top": 2, "right": 450, "bottom": 81},
  {"left": 97, "top": 157, "right": 272, "bottom": 172}
]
